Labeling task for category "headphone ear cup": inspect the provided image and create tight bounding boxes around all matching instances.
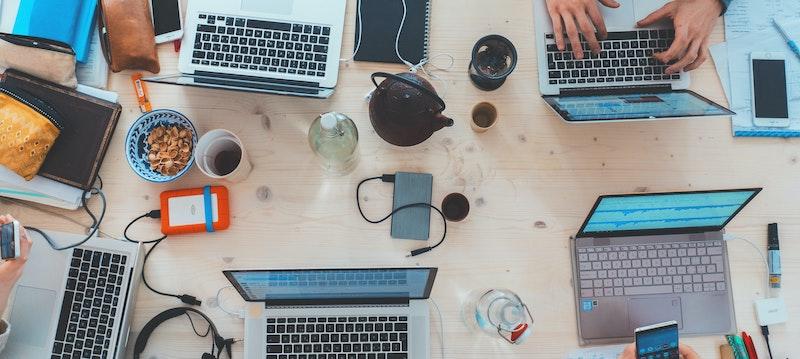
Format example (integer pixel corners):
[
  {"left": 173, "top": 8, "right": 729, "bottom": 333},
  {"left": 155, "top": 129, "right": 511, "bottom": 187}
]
[{"left": 202, "top": 353, "right": 216, "bottom": 359}]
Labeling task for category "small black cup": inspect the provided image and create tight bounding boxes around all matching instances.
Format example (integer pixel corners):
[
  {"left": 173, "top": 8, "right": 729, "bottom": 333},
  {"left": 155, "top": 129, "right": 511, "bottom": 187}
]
[
  {"left": 469, "top": 35, "right": 518, "bottom": 91},
  {"left": 442, "top": 193, "right": 470, "bottom": 222}
]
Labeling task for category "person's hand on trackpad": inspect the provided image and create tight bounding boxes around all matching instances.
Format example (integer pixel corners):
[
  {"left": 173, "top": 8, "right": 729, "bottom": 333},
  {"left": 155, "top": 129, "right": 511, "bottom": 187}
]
[
  {"left": 545, "top": 0, "right": 621, "bottom": 60},
  {"left": 636, "top": 0, "right": 724, "bottom": 74}
]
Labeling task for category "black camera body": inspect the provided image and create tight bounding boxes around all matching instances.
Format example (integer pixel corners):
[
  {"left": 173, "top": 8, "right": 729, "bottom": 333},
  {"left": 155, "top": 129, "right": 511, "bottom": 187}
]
[{"left": 0, "top": 220, "right": 20, "bottom": 260}]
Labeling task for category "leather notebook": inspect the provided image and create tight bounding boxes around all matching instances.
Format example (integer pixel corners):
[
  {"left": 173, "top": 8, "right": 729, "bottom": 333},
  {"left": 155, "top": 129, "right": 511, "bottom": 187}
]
[
  {"left": 354, "top": 0, "right": 430, "bottom": 64},
  {"left": 0, "top": 70, "right": 121, "bottom": 190}
]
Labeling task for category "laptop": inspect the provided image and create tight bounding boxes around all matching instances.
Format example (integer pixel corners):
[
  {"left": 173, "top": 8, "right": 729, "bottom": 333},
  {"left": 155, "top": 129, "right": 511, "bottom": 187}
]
[
  {"left": 224, "top": 267, "right": 438, "bottom": 359},
  {"left": 532, "top": 0, "right": 734, "bottom": 123},
  {"left": 5, "top": 230, "right": 144, "bottom": 358},
  {"left": 571, "top": 188, "right": 761, "bottom": 344},
  {"left": 144, "top": 0, "right": 347, "bottom": 98}
]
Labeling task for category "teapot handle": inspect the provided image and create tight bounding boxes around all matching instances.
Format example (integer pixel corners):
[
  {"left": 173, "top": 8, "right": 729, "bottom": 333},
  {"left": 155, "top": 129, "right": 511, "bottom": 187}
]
[{"left": 371, "top": 72, "right": 446, "bottom": 112}]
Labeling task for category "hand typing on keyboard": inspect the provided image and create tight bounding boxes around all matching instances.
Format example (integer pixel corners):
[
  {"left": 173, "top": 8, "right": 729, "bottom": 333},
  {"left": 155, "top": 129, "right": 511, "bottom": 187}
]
[{"left": 546, "top": 0, "right": 725, "bottom": 72}]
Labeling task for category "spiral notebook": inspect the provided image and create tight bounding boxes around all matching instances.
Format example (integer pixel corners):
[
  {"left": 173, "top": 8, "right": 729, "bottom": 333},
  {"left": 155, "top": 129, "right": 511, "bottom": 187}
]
[{"left": 354, "top": 0, "right": 430, "bottom": 65}]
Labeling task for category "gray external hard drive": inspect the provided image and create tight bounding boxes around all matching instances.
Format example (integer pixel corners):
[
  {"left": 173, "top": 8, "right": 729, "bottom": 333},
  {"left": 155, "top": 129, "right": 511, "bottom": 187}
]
[{"left": 391, "top": 172, "right": 433, "bottom": 240}]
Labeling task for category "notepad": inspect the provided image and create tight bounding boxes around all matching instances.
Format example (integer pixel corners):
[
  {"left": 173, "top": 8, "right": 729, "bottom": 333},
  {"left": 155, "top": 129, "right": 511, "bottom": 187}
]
[
  {"left": 354, "top": 0, "right": 430, "bottom": 65},
  {"left": 12, "top": 0, "right": 98, "bottom": 62}
]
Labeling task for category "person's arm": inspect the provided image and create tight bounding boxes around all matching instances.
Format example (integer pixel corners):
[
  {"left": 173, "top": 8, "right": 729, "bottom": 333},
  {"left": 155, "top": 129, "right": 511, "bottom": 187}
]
[{"left": 0, "top": 215, "right": 33, "bottom": 353}]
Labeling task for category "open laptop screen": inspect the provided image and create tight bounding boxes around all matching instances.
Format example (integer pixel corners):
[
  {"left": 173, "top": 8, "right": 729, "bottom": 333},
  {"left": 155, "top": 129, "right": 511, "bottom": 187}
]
[
  {"left": 577, "top": 189, "right": 761, "bottom": 238},
  {"left": 543, "top": 90, "right": 733, "bottom": 122},
  {"left": 224, "top": 268, "right": 437, "bottom": 304}
]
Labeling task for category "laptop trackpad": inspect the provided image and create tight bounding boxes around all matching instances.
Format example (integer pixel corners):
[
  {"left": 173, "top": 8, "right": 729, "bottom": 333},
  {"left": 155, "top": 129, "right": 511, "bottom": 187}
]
[
  {"left": 241, "top": 0, "right": 294, "bottom": 15},
  {"left": 628, "top": 297, "right": 682, "bottom": 331},
  {"left": 9, "top": 286, "right": 57, "bottom": 348}
]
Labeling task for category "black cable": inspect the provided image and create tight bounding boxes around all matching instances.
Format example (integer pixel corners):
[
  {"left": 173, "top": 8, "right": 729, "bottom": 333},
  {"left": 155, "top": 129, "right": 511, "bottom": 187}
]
[
  {"left": 25, "top": 187, "right": 107, "bottom": 251},
  {"left": 761, "top": 325, "right": 773, "bottom": 359},
  {"left": 125, "top": 211, "right": 201, "bottom": 306},
  {"left": 356, "top": 175, "right": 447, "bottom": 257},
  {"left": 185, "top": 312, "right": 212, "bottom": 338}
]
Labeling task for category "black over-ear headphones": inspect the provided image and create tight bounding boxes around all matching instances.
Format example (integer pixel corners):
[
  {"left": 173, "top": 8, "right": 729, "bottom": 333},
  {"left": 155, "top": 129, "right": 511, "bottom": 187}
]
[{"left": 133, "top": 307, "right": 235, "bottom": 359}]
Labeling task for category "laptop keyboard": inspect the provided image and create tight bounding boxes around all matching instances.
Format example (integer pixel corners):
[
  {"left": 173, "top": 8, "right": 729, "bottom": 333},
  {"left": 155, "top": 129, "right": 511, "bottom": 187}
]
[
  {"left": 52, "top": 248, "right": 128, "bottom": 359},
  {"left": 545, "top": 30, "right": 682, "bottom": 85},
  {"left": 266, "top": 316, "right": 409, "bottom": 359},
  {"left": 192, "top": 13, "right": 331, "bottom": 78},
  {"left": 577, "top": 241, "right": 726, "bottom": 298}
]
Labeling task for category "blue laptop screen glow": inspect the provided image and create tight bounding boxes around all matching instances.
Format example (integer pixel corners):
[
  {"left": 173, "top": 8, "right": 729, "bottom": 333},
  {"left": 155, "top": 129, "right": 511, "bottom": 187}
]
[
  {"left": 546, "top": 91, "right": 731, "bottom": 121},
  {"left": 230, "top": 269, "right": 433, "bottom": 301},
  {"left": 582, "top": 190, "right": 757, "bottom": 234}
]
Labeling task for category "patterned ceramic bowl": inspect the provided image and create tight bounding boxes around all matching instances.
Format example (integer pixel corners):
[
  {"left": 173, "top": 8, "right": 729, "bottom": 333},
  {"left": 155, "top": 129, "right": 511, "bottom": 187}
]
[{"left": 125, "top": 110, "right": 198, "bottom": 183}]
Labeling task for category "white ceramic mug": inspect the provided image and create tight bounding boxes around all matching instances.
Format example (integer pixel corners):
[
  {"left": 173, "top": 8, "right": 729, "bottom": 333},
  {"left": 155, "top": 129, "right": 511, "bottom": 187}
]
[{"left": 195, "top": 129, "right": 252, "bottom": 182}]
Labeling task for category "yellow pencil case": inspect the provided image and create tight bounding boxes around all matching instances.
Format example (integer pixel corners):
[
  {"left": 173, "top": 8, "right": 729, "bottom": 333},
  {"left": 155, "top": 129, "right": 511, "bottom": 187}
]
[{"left": 0, "top": 86, "right": 62, "bottom": 180}]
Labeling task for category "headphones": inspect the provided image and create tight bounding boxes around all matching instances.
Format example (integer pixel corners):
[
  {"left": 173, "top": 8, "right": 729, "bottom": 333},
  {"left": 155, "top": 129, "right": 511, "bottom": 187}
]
[{"left": 133, "top": 307, "right": 235, "bottom": 359}]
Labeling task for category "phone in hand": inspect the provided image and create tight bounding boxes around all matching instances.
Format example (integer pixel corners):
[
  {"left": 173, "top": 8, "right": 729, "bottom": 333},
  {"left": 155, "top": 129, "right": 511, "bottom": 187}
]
[
  {"left": 0, "top": 220, "right": 21, "bottom": 260},
  {"left": 150, "top": 0, "right": 184, "bottom": 44},
  {"left": 750, "top": 52, "right": 790, "bottom": 127},
  {"left": 635, "top": 321, "right": 679, "bottom": 359}
]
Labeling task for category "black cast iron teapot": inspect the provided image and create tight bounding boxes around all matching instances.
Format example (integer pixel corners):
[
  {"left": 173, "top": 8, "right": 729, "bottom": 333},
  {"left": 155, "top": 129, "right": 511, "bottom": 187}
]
[{"left": 369, "top": 72, "right": 454, "bottom": 147}]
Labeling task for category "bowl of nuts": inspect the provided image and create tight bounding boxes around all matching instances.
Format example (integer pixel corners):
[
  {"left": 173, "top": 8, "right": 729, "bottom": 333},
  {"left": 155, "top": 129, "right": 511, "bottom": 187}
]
[{"left": 125, "top": 110, "right": 198, "bottom": 182}]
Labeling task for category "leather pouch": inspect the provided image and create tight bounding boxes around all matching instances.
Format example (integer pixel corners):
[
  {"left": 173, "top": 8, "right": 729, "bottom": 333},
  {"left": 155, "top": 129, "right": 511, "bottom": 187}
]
[
  {"left": 0, "top": 86, "right": 62, "bottom": 180},
  {"left": 0, "top": 33, "right": 78, "bottom": 88},
  {"left": 99, "top": 0, "right": 160, "bottom": 73}
]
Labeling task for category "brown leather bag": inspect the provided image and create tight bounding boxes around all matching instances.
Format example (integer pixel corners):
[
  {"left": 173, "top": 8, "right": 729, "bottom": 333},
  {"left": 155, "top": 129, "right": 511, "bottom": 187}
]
[{"left": 99, "top": 0, "right": 160, "bottom": 73}]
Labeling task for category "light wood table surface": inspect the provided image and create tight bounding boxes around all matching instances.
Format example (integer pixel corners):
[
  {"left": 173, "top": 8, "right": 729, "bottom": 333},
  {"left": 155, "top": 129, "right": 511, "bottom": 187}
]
[{"left": 4, "top": 0, "right": 799, "bottom": 358}]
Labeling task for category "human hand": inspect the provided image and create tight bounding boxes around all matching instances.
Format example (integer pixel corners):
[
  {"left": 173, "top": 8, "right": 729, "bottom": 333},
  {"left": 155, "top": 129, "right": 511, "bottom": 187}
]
[
  {"left": 0, "top": 215, "right": 33, "bottom": 314},
  {"left": 637, "top": 0, "right": 723, "bottom": 74},
  {"left": 545, "top": 0, "right": 620, "bottom": 60},
  {"left": 619, "top": 343, "right": 700, "bottom": 359}
]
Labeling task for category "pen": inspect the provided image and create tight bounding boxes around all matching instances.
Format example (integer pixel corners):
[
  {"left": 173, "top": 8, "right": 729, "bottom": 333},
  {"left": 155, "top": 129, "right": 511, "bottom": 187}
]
[
  {"left": 768, "top": 223, "right": 781, "bottom": 288},
  {"left": 773, "top": 19, "right": 800, "bottom": 61},
  {"left": 741, "top": 331, "right": 759, "bottom": 359}
]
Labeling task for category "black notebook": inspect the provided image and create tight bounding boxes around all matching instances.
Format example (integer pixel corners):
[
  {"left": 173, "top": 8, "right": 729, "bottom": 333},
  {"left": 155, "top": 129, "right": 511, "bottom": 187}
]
[{"left": 354, "top": 0, "right": 431, "bottom": 64}]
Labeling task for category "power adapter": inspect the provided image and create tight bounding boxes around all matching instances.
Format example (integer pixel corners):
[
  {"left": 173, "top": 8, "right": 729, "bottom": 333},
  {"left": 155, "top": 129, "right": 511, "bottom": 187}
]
[{"left": 755, "top": 297, "right": 788, "bottom": 326}]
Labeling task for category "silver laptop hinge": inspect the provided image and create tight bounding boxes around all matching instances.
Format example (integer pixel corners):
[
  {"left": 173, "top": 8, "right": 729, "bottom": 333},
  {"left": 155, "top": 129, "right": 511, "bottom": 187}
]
[{"left": 559, "top": 84, "right": 671, "bottom": 96}]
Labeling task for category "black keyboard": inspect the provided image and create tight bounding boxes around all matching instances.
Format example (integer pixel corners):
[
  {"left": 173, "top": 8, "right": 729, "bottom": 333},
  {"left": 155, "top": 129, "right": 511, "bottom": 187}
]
[
  {"left": 52, "top": 248, "right": 128, "bottom": 359},
  {"left": 266, "top": 316, "right": 409, "bottom": 359},
  {"left": 192, "top": 13, "right": 332, "bottom": 78},
  {"left": 545, "top": 30, "right": 682, "bottom": 85}
]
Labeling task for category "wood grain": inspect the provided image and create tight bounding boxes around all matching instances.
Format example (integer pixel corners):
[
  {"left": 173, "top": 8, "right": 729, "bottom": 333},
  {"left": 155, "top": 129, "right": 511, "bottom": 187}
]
[{"left": 3, "top": 0, "right": 798, "bottom": 358}]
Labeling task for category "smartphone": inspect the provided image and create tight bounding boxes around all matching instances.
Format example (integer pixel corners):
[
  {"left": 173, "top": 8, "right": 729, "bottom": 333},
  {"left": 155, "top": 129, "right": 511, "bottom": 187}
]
[
  {"left": 0, "top": 220, "right": 21, "bottom": 260},
  {"left": 635, "top": 321, "right": 679, "bottom": 359},
  {"left": 750, "top": 52, "right": 790, "bottom": 127},
  {"left": 150, "top": 0, "right": 184, "bottom": 44}
]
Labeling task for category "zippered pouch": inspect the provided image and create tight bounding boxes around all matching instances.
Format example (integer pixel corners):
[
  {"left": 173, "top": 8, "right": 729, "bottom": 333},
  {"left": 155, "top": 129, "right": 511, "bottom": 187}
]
[
  {"left": 0, "top": 32, "right": 78, "bottom": 88},
  {"left": 0, "top": 84, "right": 62, "bottom": 180}
]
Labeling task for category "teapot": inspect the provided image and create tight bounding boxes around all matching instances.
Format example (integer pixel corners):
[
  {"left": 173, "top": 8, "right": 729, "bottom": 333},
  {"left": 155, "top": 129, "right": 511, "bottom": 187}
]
[{"left": 369, "top": 72, "right": 454, "bottom": 147}]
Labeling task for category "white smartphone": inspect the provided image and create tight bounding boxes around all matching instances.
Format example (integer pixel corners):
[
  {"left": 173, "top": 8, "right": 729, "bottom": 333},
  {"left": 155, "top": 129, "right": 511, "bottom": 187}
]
[
  {"left": 750, "top": 52, "right": 790, "bottom": 127},
  {"left": 150, "top": 0, "right": 183, "bottom": 44}
]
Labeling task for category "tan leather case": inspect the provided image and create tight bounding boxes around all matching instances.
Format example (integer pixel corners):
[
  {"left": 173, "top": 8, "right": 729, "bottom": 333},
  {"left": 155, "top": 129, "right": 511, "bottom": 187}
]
[{"left": 99, "top": 0, "right": 160, "bottom": 73}]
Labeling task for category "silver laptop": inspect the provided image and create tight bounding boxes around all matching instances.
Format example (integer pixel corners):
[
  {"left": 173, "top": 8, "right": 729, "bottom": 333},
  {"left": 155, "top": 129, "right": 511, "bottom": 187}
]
[
  {"left": 5, "top": 230, "right": 144, "bottom": 358},
  {"left": 532, "top": 0, "right": 733, "bottom": 123},
  {"left": 571, "top": 189, "right": 761, "bottom": 344},
  {"left": 145, "top": 0, "right": 346, "bottom": 98},
  {"left": 224, "top": 268, "right": 438, "bottom": 359}
]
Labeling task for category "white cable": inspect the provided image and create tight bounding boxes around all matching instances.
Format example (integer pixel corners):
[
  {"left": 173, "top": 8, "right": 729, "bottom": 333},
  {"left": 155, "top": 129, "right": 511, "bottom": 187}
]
[
  {"left": 216, "top": 285, "right": 245, "bottom": 318},
  {"left": 339, "top": 0, "right": 364, "bottom": 62},
  {"left": 724, "top": 234, "right": 771, "bottom": 298},
  {"left": 428, "top": 298, "right": 445, "bottom": 359}
]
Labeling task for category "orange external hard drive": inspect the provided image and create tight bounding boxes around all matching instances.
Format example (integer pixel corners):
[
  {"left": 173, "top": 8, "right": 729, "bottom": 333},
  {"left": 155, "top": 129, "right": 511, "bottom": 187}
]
[{"left": 160, "top": 186, "right": 230, "bottom": 235}]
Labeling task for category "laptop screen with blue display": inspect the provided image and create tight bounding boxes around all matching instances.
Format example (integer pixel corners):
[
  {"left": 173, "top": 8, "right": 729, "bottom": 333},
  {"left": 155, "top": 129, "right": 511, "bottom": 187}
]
[
  {"left": 543, "top": 90, "right": 734, "bottom": 122},
  {"left": 224, "top": 268, "right": 437, "bottom": 303},
  {"left": 577, "top": 189, "right": 760, "bottom": 238}
]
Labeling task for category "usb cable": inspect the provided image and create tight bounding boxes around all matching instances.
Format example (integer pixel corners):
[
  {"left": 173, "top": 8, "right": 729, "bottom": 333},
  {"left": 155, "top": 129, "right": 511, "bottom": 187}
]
[{"left": 356, "top": 174, "right": 447, "bottom": 257}]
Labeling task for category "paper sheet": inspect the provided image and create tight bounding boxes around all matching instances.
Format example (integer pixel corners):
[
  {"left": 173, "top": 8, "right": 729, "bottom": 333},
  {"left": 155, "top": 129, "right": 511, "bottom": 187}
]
[
  {"left": 723, "top": 19, "right": 800, "bottom": 137},
  {"left": 0, "top": 0, "right": 17, "bottom": 33},
  {"left": 566, "top": 345, "right": 626, "bottom": 359},
  {"left": 724, "top": 0, "right": 800, "bottom": 40},
  {"left": 76, "top": 26, "right": 109, "bottom": 89}
]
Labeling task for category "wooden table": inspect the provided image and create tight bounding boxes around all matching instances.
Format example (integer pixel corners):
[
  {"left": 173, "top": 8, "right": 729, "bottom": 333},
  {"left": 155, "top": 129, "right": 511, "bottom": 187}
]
[{"left": 4, "top": 0, "right": 798, "bottom": 357}]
